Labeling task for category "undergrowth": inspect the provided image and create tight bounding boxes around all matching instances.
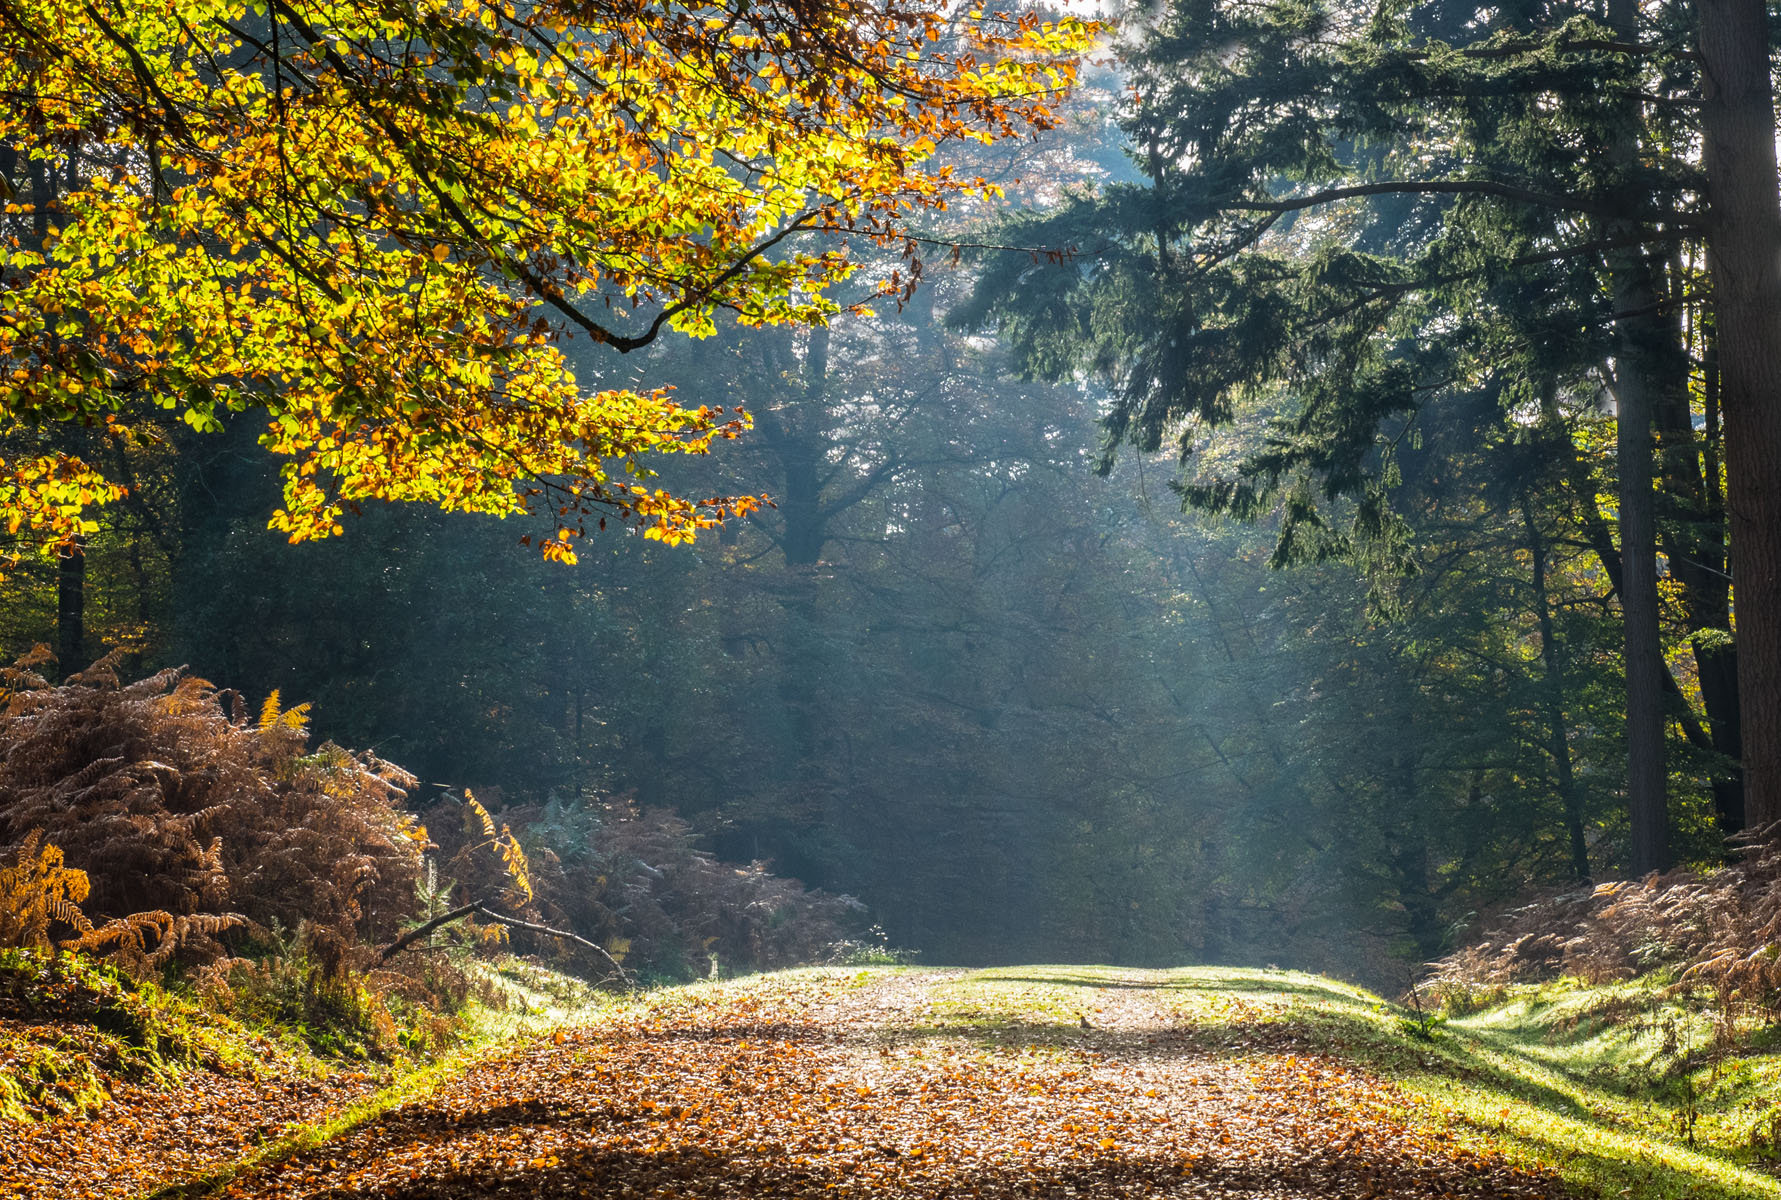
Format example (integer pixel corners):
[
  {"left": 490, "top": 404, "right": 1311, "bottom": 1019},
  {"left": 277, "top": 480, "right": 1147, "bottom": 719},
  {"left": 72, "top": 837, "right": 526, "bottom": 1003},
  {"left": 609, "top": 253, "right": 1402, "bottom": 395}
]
[
  {"left": 0, "top": 948, "right": 281, "bottom": 1121},
  {"left": 0, "top": 942, "right": 514, "bottom": 1123}
]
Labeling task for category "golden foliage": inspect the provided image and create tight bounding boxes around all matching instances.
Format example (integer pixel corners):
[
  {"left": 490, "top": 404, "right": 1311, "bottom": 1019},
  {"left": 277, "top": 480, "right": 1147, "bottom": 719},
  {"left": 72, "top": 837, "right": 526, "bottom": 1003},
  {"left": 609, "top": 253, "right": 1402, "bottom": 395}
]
[
  {"left": 464, "top": 791, "right": 499, "bottom": 840},
  {"left": 62, "top": 910, "right": 247, "bottom": 973},
  {"left": 257, "top": 690, "right": 312, "bottom": 734},
  {"left": 464, "top": 792, "right": 533, "bottom": 906},
  {"left": 0, "top": 0, "right": 1096, "bottom": 567},
  {"left": 0, "top": 831, "right": 92, "bottom": 952}
]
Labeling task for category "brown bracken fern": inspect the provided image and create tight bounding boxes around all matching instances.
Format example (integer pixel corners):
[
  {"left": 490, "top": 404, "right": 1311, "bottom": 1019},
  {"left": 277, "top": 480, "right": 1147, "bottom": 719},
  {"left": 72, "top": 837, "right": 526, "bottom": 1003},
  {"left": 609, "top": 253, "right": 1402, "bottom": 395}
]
[
  {"left": 1429, "top": 822, "right": 1781, "bottom": 1021},
  {"left": 0, "top": 649, "right": 426, "bottom": 971}
]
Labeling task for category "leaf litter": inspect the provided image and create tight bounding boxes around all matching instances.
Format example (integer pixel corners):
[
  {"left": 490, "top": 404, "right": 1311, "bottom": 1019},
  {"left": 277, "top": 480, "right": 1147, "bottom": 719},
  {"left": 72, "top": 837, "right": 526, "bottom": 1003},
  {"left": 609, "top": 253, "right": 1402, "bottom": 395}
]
[{"left": 6, "top": 969, "right": 1565, "bottom": 1199}]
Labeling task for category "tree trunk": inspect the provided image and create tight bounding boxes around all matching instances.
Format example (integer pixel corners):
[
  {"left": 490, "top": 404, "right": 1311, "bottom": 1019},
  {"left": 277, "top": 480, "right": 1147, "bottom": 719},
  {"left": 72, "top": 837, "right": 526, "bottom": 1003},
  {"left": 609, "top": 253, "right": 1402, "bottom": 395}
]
[
  {"left": 1391, "top": 759, "right": 1446, "bottom": 962},
  {"left": 753, "top": 326, "right": 831, "bottom": 568},
  {"left": 56, "top": 535, "right": 86, "bottom": 676},
  {"left": 1697, "top": 0, "right": 1781, "bottom": 831},
  {"left": 1522, "top": 493, "right": 1590, "bottom": 881},
  {"left": 1611, "top": 312, "right": 1669, "bottom": 875},
  {"left": 1692, "top": 335, "right": 1745, "bottom": 832},
  {"left": 1605, "top": 0, "right": 1668, "bottom": 871},
  {"left": 1650, "top": 283, "right": 1742, "bottom": 834}
]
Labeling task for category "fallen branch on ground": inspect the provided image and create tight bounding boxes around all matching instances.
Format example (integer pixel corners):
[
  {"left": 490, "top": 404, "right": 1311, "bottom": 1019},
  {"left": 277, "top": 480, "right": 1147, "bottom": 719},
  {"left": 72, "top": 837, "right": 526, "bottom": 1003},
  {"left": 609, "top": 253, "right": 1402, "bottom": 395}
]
[{"left": 377, "top": 900, "right": 634, "bottom": 989}]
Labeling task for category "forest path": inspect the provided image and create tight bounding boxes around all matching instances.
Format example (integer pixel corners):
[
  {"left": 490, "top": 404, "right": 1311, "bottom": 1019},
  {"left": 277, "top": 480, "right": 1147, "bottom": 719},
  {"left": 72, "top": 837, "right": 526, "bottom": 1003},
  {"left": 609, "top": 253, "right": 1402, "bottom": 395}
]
[{"left": 130, "top": 966, "right": 1561, "bottom": 1200}]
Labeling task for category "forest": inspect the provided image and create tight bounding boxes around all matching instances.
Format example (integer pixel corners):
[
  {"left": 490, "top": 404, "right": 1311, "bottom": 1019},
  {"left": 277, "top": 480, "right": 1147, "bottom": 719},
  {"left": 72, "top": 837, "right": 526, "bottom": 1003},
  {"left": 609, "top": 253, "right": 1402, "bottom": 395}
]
[{"left": 4, "top": 0, "right": 1781, "bottom": 1193}]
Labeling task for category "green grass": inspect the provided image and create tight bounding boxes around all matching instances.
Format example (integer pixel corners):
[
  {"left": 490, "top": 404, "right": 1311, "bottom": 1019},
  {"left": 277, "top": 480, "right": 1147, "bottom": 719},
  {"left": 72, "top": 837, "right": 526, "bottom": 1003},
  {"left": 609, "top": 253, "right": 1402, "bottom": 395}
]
[
  {"left": 0, "top": 948, "right": 320, "bottom": 1121},
  {"left": 909, "top": 964, "right": 1781, "bottom": 1200},
  {"left": 0, "top": 946, "right": 617, "bottom": 1123},
  {"left": 16, "top": 953, "right": 1781, "bottom": 1200}
]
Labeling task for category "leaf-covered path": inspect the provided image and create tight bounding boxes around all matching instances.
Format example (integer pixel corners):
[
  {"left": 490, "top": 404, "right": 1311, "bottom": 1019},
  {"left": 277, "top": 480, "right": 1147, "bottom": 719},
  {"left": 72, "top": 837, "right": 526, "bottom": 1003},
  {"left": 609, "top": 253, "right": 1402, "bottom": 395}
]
[{"left": 18, "top": 968, "right": 1567, "bottom": 1199}]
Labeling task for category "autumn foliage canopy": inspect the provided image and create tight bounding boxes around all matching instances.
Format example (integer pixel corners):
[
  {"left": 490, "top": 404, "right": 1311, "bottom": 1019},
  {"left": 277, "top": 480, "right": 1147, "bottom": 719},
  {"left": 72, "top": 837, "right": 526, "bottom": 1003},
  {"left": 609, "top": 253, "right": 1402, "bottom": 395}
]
[{"left": 0, "top": 0, "right": 1093, "bottom": 563}]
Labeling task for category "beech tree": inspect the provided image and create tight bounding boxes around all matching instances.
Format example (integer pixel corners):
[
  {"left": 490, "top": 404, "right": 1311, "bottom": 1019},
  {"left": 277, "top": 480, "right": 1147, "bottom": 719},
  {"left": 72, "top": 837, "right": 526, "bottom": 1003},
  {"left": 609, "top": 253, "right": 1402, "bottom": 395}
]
[{"left": 0, "top": 0, "right": 1094, "bottom": 568}]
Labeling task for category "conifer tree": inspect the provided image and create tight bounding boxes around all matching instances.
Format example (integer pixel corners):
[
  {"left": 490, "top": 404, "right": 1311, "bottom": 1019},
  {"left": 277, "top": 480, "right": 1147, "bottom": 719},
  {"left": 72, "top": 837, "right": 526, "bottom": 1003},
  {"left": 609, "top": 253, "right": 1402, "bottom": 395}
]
[{"left": 957, "top": 0, "right": 1773, "bottom": 851}]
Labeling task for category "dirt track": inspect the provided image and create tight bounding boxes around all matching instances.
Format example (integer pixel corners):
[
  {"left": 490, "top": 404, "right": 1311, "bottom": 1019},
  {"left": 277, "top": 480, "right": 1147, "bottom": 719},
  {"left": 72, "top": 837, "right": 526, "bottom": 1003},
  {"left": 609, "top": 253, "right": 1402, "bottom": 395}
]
[{"left": 5, "top": 969, "right": 1563, "bottom": 1200}]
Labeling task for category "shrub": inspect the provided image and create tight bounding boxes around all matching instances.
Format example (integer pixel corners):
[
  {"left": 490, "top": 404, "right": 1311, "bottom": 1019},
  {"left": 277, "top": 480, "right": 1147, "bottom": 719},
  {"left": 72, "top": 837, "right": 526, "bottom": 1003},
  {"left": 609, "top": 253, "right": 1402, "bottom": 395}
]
[
  {"left": 1428, "top": 823, "right": 1781, "bottom": 1021},
  {"left": 0, "top": 830, "right": 91, "bottom": 952},
  {"left": 0, "top": 650, "right": 425, "bottom": 970},
  {"left": 421, "top": 792, "right": 860, "bottom": 982}
]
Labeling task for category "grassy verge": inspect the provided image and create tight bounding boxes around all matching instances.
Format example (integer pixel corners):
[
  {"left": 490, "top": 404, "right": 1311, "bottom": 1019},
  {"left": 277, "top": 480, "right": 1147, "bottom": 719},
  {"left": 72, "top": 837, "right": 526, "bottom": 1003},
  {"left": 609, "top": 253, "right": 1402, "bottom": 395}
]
[
  {"left": 130, "top": 957, "right": 625, "bottom": 1200},
  {"left": 917, "top": 965, "right": 1781, "bottom": 1200},
  {"left": 0, "top": 945, "right": 625, "bottom": 1199},
  {"left": 0, "top": 948, "right": 327, "bottom": 1122},
  {"left": 17, "top": 955, "right": 1779, "bottom": 1200}
]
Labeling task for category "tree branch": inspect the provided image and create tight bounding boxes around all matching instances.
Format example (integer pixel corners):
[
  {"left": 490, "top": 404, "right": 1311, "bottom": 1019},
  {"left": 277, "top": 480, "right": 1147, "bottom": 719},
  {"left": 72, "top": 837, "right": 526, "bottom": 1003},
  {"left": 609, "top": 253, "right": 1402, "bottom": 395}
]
[
  {"left": 377, "top": 899, "right": 635, "bottom": 989},
  {"left": 1223, "top": 180, "right": 1699, "bottom": 229}
]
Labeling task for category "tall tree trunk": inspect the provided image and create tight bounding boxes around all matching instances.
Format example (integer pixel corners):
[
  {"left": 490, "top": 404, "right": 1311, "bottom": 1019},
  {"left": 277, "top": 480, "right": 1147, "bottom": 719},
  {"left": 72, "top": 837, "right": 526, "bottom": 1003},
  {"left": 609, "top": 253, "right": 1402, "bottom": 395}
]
[
  {"left": 1523, "top": 493, "right": 1591, "bottom": 881},
  {"left": 1697, "top": 0, "right": 1781, "bottom": 831},
  {"left": 1606, "top": 0, "right": 1669, "bottom": 871},
  {"left": 1676, "top": 326, "right": 1744, "bottom": 832},
  {"left": 1611, "top": 304, "right": 1669, "bottom": 877},
  {"left": 1639, "top": 246, "right": 1742, "bottom": 834},
  {"left": 753, "top": 326, "right": 831, "bottom": 568},
  {"left": 1391, "top": 758, "right": 1445, "bottom": 961}
]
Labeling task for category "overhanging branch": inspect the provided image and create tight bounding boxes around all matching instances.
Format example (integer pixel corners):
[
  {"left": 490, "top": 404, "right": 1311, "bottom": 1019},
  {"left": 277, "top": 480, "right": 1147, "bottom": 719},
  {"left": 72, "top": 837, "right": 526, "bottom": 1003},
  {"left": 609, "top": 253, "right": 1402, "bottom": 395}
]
[{"left": 1224, "top": 180, "right": 1699, "bottom": 229}]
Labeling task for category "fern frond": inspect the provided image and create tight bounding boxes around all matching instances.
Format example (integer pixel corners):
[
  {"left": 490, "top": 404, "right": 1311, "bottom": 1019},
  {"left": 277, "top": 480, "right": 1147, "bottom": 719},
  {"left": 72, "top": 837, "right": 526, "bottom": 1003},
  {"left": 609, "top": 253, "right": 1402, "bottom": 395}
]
[
  {"left": 497, "top": 826, "right": 533, "bottom": 903},
  {"left": 3, "top": 659, "right": 424, "bottom": 967},
  {"left": 48, "top": 896, "right": 93, "bottom": 934},
  {"left": 0, "top": 832, "right": 94, "bottom": 951},
  {"left": 464, "top": 792, "right": 497, "bottom": 838}
]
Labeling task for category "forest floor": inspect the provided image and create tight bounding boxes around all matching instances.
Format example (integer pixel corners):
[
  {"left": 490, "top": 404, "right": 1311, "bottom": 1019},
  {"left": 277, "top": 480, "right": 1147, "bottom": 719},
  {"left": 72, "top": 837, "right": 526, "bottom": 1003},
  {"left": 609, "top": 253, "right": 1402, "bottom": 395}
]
[{"left": 5, "top": 965, "right": 1780, "bottom": 1200}]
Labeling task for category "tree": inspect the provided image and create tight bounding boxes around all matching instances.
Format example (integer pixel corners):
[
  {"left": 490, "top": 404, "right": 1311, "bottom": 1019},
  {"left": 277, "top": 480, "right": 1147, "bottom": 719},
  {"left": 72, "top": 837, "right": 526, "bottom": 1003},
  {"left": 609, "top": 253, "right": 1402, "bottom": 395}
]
[
  {"left": 957, "top": 0, "right": 1760, "bottom": 859},
  {"left": 0, "top": 0, "right": 1094, "bottom": 568},
  {"left": 1695, "top": 0, "right": 1781, "bottom": 829}
]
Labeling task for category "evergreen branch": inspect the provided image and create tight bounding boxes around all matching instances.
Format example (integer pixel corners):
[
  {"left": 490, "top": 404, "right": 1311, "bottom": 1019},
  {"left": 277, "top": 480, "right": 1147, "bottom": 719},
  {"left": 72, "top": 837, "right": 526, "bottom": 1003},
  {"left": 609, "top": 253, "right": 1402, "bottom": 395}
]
[
  {"left": 1435, "top": 35, "right": 1695, "bottom": 63},
  {"left": 376, "top": 902, "right": 477, "bottom": 961},
  {"left": 1298, "top": 231, "right": 1692, "bottom": 332},
  {"left": 1223, "top": 180, "right": 1699, "bottom": 228}
]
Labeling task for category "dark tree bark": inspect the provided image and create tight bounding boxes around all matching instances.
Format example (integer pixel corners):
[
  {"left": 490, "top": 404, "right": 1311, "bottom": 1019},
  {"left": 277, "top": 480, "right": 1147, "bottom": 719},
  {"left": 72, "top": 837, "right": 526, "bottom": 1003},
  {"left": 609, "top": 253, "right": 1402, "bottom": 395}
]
[
  {"left": 1522, "top": 493, "right": 1590, "bottom": 882},
  {"left": 1612, "top": 351, "right": 1668, "bottom": 874},
  {"left": 1605, "top": 0, "right": 1669, "bottom": 872},
  {"left": 56, "top": 535, "right": 85, "bottom": 675},
  {"left": 1697, "top": 0, "right": 1781, "bottom": 830},
  {"left": 1688, "top": 335, "right": 1745, "bottom": 832}
]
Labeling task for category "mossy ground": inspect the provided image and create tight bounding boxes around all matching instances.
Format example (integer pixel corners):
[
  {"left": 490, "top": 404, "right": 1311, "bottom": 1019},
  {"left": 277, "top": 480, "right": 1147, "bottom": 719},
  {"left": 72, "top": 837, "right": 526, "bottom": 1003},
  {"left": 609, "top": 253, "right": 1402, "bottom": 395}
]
[
  {"left": 0, "top": 948, "right": 301, "bottom": 1122},
  {"left": 0, "top": 947, "right": 613, "bottom": 1125}
]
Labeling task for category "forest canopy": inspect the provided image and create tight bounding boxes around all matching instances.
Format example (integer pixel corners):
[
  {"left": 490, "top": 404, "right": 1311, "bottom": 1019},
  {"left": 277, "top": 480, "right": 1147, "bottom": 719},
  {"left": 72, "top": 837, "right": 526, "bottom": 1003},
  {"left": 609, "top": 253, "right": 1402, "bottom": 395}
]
[
  {"left": 0, "top": 0, "right": 1094, "bottom": 564},
  {"left": 2, "top": 0, "right": 1780, "bottom": 998}
]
